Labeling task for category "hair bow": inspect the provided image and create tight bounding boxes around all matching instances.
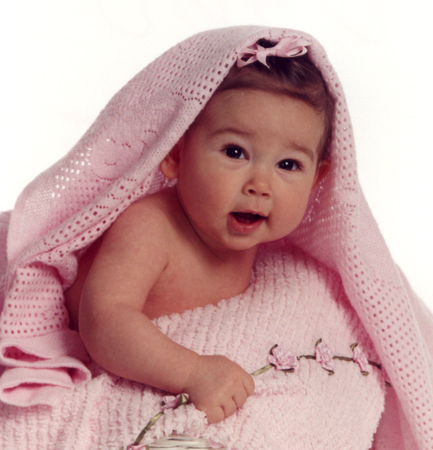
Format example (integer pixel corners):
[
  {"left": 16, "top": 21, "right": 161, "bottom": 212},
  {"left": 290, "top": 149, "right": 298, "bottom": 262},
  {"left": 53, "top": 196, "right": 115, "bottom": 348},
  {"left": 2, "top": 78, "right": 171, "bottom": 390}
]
[{"left": 237, "top": 37, "right": 311, "bottom": 68}]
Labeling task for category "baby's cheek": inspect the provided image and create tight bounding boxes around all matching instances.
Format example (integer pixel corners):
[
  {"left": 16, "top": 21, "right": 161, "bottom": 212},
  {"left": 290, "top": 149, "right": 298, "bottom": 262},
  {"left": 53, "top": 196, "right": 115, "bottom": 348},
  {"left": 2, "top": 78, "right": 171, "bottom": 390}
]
[{"left": 276, "top": 196, "right": 309, "bottom": 228}]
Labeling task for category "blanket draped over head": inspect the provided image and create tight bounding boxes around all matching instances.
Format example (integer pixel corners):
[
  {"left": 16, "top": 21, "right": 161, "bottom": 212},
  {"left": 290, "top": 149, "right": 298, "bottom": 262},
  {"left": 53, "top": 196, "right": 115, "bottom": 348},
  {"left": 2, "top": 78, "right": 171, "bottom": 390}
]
[{"left": 0, "top": 26, "right": 432, "bottom": 449}]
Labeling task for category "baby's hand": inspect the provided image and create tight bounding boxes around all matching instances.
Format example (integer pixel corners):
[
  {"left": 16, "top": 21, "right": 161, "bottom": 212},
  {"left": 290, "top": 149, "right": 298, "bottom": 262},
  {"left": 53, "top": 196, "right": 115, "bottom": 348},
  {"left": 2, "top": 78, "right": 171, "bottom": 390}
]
[{"left": 183, "top": 355, "right": 255, "bottom": 423}]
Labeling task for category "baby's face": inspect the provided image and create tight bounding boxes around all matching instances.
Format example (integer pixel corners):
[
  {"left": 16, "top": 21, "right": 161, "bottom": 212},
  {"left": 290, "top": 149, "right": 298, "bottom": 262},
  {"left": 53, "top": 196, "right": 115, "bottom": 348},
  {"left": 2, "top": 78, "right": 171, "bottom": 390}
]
[{"left": 166, "top": 88, "right": 328, "bottom": 253}]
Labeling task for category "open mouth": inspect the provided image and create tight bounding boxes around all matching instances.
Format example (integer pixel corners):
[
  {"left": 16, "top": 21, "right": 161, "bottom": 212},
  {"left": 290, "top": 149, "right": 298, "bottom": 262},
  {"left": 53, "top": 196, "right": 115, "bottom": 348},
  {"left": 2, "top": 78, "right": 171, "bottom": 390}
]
[{"left": 231, "top": 212, "right": 266, "bottom": 224}]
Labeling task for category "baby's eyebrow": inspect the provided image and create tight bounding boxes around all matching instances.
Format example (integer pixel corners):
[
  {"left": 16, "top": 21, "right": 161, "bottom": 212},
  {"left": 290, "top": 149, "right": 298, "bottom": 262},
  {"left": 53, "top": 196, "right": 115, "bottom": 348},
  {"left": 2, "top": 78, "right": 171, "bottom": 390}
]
[
  {"left": 290, "top": 143, "right": 315, "bottom": 161},
  {"left": 209, "top": 127, "right": 254, "bottom": 138}
]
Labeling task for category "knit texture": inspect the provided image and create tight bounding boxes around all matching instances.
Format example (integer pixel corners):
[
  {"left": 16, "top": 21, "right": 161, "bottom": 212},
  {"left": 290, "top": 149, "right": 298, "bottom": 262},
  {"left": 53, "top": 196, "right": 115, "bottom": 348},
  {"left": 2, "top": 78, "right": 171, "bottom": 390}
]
[
  {"left": 0, "top": 244, "right": 386, "bottom": 449},
  {"left": 0, "top": 25, "right": 432, "bottom": 448}
]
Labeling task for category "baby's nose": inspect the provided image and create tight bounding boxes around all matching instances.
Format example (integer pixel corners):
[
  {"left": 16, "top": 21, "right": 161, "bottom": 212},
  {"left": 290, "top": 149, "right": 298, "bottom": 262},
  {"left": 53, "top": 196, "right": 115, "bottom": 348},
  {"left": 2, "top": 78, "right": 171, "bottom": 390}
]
[
  {"left": 243, "top": 171, "right": 271, "bottom": 197},
  {"left": 247, "top": 185, "right": 270, "bottom": 197}
]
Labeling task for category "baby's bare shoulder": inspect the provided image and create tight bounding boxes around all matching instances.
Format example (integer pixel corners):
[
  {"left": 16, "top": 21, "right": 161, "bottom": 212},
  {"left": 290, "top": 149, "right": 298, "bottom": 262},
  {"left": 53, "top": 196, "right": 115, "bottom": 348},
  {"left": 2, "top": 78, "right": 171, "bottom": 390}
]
[
  {"left": 79, "top": 189, "right": 180, "bottom": 306},
  {"left": 108, "top": 188, "right": 178, "bottom": 246},
  {"left": 65, "top": 188, "right": 183, "bottom": 324}
]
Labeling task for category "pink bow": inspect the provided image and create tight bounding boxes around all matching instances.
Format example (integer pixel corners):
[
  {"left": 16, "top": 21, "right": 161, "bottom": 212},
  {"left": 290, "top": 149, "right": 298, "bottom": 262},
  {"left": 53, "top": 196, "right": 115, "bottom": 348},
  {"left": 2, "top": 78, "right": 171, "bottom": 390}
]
[{"left": 237, "top": 37, "right": 311, "bottom": 68}]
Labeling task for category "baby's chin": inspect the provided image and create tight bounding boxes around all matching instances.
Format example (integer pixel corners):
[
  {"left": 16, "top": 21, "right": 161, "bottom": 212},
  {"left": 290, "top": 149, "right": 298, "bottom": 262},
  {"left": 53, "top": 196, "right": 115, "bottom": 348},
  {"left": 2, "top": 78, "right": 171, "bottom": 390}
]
[{"left": 203, "top": 231, "right": 262, "bottom": 255}]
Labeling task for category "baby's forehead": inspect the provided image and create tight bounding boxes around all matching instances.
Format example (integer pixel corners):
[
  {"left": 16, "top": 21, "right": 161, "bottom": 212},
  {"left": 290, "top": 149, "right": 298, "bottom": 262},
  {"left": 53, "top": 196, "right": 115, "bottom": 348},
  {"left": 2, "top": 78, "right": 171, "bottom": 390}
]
[
  {"left": 185, "top": 88, "right": 325, "bottom": 160},
  {"left": 198, "top": 88, "right": 324, "bottom": 130},
  {"left": 193, "top": 88, "right": 277, "bottom": 125}
]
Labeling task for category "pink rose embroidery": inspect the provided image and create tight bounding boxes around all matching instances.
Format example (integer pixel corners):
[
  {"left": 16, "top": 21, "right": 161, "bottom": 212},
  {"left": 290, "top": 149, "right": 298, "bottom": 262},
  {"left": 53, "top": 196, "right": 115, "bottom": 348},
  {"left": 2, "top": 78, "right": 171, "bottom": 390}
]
[
  {"left": 315, "top": 341, "right": 335, "bottom": 373},
  {"left": 352, "top": 345, "right": 370, "bottom": 375},
  {"left": 124, "top": 342, "right": 386, "bottom": 450},
  {"left": 267, "top": 346, "right": 298, "bottom": 371}
]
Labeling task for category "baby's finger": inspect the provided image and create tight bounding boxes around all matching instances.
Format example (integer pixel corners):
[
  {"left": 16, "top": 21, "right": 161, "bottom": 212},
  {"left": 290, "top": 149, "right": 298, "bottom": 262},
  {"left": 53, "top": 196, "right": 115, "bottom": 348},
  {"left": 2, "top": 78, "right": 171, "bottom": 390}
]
[
  {"left": 232, "top": 389, "right": 248, "bottom": 409},
  {"left": 244, "top": 374, "right": 255, "bottom": 396},
  {"left": 206, "top": 406, "right": 225, "bottom": 424},
  {"left": 222, "top": 398, "right": 237, "bottom": 419}
]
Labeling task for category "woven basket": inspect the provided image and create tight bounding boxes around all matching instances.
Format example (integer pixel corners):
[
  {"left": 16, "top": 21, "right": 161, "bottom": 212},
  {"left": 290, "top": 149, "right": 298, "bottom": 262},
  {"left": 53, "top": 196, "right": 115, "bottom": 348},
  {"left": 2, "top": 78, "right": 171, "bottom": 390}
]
[{"left": 148, "top": 434, "right": 224, "bottom": 449}]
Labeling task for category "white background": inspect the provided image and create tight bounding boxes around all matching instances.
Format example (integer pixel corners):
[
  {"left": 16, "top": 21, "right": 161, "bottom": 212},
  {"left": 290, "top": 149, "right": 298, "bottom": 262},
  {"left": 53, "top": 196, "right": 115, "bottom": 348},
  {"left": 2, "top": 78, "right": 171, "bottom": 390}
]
[{"left": 1, "top": 1, "right": 432, "bottom": 309}]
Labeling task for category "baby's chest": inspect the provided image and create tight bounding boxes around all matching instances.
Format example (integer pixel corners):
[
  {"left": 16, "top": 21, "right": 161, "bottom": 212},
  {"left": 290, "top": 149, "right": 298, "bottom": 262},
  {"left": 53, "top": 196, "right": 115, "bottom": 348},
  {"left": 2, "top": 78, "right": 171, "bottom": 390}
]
[{"left": 143, "top": 254, "right": 251, "bottom": 319}]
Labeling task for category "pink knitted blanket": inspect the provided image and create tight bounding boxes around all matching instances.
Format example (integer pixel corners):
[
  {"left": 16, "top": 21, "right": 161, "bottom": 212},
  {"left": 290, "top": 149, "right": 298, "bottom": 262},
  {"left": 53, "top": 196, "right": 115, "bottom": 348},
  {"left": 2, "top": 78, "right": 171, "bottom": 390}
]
[
  {"left": 0, "top": 244, "right": 388, "bottom": 449},
  {"left": 0, "top": 26, "right": 432, "bottom": 449}
]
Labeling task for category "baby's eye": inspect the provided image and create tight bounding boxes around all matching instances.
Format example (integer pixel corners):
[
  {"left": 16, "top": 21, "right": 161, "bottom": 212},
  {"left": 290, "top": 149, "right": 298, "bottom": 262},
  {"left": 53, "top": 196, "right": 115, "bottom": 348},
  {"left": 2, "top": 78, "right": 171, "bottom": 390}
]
[
  {"left": 277, "top": 159, "right": 300, "bottom": 171},
  {"left": 224, "top": 145, "right": 246, "bottom": 159}
]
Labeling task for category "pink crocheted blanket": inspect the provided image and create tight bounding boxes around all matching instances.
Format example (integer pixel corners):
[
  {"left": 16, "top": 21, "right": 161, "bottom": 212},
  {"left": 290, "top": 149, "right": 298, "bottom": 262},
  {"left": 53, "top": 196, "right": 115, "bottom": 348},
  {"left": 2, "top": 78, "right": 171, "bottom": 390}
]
[{"left": 0, "top": 26, "right": 432, "bottom": 449}]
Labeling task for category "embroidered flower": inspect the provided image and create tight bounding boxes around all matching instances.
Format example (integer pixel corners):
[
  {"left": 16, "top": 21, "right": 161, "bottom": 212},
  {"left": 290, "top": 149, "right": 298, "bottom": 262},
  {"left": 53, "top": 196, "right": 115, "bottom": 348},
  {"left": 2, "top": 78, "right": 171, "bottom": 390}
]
[
  {"left": 122, "top": 343, "right": 386, "bottom": 449},
  {"left": 161, "top": 393, "right": 189, "bottom": 410},
  {"left": 352, "top": 344, "right": 370, "bottom": 375},
  {"left": 315, "top": 340, "right": 335, "bottom": 373},
  {"left": 267, "top": 346, "right": 298, "bottom": 371}
]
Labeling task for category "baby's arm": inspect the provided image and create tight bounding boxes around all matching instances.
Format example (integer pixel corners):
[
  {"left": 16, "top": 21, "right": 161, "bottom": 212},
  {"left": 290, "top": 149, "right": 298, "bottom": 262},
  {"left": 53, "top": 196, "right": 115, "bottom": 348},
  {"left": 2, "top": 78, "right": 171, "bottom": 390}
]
[{"left": 78, "top": 200, "right": 254, "bottom": 423}]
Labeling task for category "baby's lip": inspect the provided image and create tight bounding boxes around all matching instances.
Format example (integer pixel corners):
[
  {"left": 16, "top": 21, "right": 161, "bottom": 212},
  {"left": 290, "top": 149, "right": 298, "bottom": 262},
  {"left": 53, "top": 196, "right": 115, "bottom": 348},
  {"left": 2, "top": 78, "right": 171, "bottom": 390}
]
[{"left": 231, "top": 211, "right": 267, "bottom": 223}]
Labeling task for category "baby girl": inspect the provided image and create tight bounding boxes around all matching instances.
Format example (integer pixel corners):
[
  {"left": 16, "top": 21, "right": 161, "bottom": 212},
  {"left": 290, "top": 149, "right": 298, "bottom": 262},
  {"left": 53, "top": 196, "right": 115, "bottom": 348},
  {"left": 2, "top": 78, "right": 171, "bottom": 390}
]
[
  {"left": 64, "top": 37, "right": 332, "bottom": 424},
  {"left": 1, "top": 26, "right": 432, "bottom": 449}
]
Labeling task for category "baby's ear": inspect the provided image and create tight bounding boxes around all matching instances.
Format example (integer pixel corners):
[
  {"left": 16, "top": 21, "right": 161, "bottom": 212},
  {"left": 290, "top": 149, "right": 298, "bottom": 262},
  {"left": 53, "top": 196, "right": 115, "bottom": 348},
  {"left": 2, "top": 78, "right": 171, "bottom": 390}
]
[{"left": 160, "top": 136, "right": 184, "bottom": 180}]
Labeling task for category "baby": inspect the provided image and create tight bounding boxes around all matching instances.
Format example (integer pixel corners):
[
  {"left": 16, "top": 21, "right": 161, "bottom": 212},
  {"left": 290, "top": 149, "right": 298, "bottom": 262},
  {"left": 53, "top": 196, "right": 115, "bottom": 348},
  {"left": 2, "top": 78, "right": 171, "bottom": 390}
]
[
  {"left": 1, "top": 27, "right": 432, "bottom": 448},
  {"left": 64, "top": 38, "right": 333, "bottom": 424}
]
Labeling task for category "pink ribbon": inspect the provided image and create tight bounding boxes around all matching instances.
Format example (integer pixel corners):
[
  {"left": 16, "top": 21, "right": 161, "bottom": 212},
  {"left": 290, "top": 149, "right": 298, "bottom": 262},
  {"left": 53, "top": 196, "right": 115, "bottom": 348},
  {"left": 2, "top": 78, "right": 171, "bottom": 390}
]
[{"left": 237, "top": 37, "right": 311, "bottom": 68}]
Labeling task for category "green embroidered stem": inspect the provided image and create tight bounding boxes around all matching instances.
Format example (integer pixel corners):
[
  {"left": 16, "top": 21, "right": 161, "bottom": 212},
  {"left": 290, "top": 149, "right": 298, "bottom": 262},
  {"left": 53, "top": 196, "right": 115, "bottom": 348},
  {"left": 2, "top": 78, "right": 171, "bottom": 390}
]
[
  {"left": 122, "top": 342, "right": 386, "bottom": 449},
  {"left": 333, "top": 355, "right": 353, "bottom": 362},
  {"left": 368, "top": 360, "right": 382, "bottom": 369},
  {"left": 129, "top": 394, "right": 190, "bottom": 448},
  {"left": 176, "top": 393, "right": 190, "bottom": 407},
  {"left": 133, "top": 411, "right": 164, "bottom": 445},
  {"left": 298, "top": 354, "right": 315, "bottom": 360},
  {"left": 251, "top": 364, "right": 274, "bottom": 377},
  {"left": 269, "top": 344, "right": 278, "bottom": 354}
]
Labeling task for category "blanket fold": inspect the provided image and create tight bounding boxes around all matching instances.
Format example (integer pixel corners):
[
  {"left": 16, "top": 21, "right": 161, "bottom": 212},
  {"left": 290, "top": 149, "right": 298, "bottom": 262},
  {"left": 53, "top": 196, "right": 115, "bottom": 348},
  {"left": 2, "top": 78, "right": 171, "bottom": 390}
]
[{"left": 0, "top": 330, "right": 91, "bottom": 406}]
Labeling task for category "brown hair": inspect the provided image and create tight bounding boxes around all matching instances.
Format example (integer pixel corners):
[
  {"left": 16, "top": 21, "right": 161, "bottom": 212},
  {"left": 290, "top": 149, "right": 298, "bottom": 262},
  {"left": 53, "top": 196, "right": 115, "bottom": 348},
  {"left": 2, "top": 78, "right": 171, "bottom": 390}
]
[{"left": 215, "top": 39, "right": 335, "bottom": 160}]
